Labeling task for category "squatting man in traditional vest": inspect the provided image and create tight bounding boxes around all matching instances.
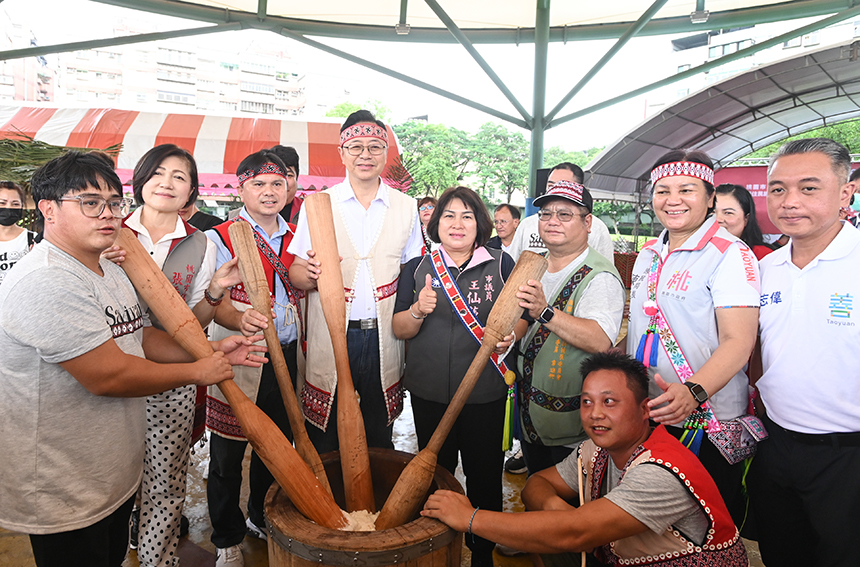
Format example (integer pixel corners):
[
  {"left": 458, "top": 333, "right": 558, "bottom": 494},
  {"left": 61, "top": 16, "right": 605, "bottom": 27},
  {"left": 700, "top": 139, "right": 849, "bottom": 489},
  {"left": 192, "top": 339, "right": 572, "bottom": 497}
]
[
  {"left": 289, "top": 109, "right": 424, "bottom": 452},
  {"left": 513, "top": 180, "right": 625, "bottom": 474},
  {"left": 205, "top": 149, "right": 302, "bottom": 566},
  {"left": 423, "top": 351, "right": 748, "bottom": 567},
  {"left": 0, "top": 151, "right": 265, "bottom": 567}
]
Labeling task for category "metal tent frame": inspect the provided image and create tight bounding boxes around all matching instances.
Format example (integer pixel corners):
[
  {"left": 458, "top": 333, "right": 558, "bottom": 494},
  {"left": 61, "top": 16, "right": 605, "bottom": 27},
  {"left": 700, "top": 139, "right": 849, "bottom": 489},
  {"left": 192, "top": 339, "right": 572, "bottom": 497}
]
[{"left": 2, "top": 1, "right": 859, "bottom": 196}]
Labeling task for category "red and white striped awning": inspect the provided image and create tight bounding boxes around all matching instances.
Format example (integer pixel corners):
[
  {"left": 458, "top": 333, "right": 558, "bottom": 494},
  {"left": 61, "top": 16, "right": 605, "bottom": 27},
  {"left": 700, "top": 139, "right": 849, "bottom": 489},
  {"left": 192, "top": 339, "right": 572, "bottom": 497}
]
[{"left": 0, "top": 105, "right": 405, "bottom": 195}]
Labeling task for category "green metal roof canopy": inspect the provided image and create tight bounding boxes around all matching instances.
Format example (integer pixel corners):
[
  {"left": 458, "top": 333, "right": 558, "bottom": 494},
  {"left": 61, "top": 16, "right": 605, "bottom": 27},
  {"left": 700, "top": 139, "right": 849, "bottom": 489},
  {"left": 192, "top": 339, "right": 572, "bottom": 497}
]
[
  {"left": 3, "top": 0, "right": 859, "bottom": 196},
  {"left": 585, "top": 38, "right": 860, "bottom": 198}
]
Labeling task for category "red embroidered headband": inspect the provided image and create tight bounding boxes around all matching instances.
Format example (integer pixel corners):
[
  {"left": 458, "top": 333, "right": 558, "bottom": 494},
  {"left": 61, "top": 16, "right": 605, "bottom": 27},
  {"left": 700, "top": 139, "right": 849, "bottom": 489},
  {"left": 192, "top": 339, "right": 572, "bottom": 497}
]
[
  {"left": 533, "top": 179, "right": 593, "bottom": 212},
  {"left": 237, "top": 162, "right": 286, "bottom": 185},
  {"left": 339, "top": 123, "right": 389, "bottom": 147},
  {"left": 650, "top": 161, "right": 714, "bottom": 185}
]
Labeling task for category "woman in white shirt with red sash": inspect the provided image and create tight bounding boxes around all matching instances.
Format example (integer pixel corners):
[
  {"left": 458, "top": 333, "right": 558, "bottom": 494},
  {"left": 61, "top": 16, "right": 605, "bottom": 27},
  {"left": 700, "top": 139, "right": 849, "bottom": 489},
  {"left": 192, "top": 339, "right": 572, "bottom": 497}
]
[{"left": 625, "top": 150, "right": 761, "bottom": 529}]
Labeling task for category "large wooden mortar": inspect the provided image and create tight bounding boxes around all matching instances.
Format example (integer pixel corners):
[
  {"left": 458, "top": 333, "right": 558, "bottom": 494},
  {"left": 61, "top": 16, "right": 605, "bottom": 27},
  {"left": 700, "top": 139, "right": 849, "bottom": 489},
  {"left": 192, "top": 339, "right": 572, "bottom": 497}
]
[{"left": 265, "top": 448, "right": 463, "bottom": 567}]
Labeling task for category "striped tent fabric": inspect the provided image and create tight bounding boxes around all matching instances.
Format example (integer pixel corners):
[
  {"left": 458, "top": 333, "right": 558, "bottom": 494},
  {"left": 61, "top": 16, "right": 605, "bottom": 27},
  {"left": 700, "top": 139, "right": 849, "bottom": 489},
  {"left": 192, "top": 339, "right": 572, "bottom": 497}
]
[{"left": 0, "top": 105, "right": 407, "bottom": 194}]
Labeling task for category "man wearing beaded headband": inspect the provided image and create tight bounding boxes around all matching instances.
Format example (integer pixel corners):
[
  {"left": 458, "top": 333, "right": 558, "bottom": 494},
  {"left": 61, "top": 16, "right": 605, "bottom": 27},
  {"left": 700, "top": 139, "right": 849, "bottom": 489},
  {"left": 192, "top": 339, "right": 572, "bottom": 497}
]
[
  {"left": 513, "top": 179, "right": 625, "bottom": 475},
  {"left": 289, "top": 110, "right": 424, "bottom": 453},
  {"left": 205, "top": 149, "right": 303, "bottom": 566},
  {"left": 749, "top": 138, "right": 860, "bottom": 567}
]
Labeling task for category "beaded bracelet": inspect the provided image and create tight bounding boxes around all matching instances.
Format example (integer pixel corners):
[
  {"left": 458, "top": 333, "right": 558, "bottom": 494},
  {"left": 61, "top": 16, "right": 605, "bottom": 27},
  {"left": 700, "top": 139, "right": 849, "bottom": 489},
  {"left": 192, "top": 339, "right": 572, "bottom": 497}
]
[
  {"left": 410, "top": 304, "right": 427, "bottom": 320},
  {"left": 204, "top": 288, "right": 224, "bottom": 307}
]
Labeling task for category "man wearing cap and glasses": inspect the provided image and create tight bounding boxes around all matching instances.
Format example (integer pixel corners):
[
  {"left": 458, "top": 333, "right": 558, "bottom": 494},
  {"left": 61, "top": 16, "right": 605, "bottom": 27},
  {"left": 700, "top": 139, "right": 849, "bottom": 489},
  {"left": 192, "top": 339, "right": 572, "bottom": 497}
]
[
  {"left": 514, "top": 180, "right": 625, "bottom": 475},
  {"left": 508, "top": 163, "right": 614, "bottom": 262},
  {"left": 289, "top": 110, "right": 424, "bottom": 453}
]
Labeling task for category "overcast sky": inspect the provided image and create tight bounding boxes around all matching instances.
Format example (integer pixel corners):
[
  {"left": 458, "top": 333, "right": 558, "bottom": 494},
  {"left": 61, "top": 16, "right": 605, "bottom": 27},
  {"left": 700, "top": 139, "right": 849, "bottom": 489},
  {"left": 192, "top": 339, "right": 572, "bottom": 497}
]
[{"left": 3, "top": 0, "right": 689, "bottom": 152}]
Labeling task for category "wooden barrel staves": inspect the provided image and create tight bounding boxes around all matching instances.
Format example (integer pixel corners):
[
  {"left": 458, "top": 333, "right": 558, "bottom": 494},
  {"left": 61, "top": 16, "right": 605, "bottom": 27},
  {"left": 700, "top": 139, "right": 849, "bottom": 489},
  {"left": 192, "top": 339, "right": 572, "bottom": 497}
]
[{"left": 265, "top": 448, "right": 463, "bottom": 567}]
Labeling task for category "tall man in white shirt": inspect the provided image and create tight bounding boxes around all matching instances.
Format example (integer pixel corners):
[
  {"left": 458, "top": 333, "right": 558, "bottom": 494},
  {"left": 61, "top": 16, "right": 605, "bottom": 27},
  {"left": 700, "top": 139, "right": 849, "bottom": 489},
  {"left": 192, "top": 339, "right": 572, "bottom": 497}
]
[
  {"left": 289, "top": 110, "right": 424, "bottom": 452},
  {"left": 508, "top": 163, "right": 614, "bottom": 262},
  {"left": 749, "top": 138, "right": 860, "bottom": 567}
]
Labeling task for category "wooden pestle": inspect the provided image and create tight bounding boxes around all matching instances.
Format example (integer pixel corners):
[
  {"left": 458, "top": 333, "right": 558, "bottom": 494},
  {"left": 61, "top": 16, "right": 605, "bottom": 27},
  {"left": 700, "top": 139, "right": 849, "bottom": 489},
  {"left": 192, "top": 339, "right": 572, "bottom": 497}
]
[
  {"left": 374, "top": 251, "right": 547, "bottom": 530},
  {"left": 303, "top": 193, "right": 376, "bottom": 513},
  {"left": 115, "top": 228, "right": 347, "bottom": 529},
  {"left": 228, "top": 221, "right": 332, "bottom": 495}
]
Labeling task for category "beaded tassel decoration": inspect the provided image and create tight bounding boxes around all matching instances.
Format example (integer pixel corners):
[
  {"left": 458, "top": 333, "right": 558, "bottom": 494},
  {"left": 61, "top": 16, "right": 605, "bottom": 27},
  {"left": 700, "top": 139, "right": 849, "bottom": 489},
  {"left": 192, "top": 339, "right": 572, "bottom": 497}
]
[
  {"left": 635, "top": 254, "right": 662, "bottom": 368},
  {"left": 502, "top": 370, "right": 517, "bottom": 451},
  {"left": 680, "top": 407, "right": 711, "bottom": 455}
]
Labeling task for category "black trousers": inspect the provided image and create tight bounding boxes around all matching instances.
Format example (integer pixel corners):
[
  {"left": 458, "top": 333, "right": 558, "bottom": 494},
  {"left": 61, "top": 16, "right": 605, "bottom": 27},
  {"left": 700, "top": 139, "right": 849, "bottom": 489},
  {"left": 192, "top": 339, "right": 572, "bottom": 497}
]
[
  {"left": 306, "top": 328, "right": 395, "bottom": 453},
  {"left": 747, "top": 417, "right": 860, "bottom": 567},
  {"left": 29, "top": 495, "right": 135, "bottom": 567},
  {"left": 207, "top": 341, "right": 296, "bottom": 549},
  {"left": 664, "top": 424, "right": 746, "bottom": 529},
  {"left": 411, "top": 395, "right": 506, "bottom": 565},
  {"left": 521, "top": 441, "right": 575, "bottom": 477}
]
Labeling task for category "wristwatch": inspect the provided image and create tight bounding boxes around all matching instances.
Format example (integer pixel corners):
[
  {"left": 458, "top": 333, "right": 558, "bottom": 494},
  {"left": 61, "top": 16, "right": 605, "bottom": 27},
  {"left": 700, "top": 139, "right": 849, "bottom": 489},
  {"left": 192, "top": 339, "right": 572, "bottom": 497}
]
[
  {"left": 685, "top": 382, "right": 709, "bottom": 405},
  {"left": 537, "top": 305, "right": 555, "bottom": 325}
]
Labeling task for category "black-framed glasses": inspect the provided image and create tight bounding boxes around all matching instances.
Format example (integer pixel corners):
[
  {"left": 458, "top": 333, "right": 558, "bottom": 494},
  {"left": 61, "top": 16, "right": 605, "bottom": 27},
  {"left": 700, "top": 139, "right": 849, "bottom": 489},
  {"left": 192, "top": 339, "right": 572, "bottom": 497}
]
[
  {"left": 537, "top": 209, "right": 588, "bottom": 222},
  {"left": 57, "top": 195, "right": 131, "bottom": 218},
  {"left": 419, "top": 204, "right": 435, "bottom": 212},
  {"left": 343, "top": 144, "right": 387, "bottom": 156}
]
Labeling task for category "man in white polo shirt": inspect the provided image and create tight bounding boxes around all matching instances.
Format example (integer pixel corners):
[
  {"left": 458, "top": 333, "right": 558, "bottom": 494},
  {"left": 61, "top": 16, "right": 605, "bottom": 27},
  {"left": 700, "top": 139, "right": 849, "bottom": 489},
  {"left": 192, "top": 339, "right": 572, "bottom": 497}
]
[
  {"left": 749, "top": 137, "right": 860, "bottom": 567},
  {"left": 289, "top": 110, "right": 424, "bottom": 452},
  {"left": 508, "top": 163, "right": 614, "bottom": 262}
]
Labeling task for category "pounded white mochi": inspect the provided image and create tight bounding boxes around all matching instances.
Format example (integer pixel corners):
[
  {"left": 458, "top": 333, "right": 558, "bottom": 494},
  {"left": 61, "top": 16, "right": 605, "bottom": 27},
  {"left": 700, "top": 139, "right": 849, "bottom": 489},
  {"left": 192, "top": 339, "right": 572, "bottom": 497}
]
[{"left": 340, "top": 509, "right": 380, "bottom": 531}]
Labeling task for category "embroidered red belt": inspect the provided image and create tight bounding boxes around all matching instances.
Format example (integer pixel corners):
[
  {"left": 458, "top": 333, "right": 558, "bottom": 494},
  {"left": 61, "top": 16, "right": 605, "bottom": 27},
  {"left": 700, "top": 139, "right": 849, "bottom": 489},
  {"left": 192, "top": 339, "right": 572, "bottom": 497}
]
[{"left": 344, "top": 278, "right": 398, "bottom": 304}]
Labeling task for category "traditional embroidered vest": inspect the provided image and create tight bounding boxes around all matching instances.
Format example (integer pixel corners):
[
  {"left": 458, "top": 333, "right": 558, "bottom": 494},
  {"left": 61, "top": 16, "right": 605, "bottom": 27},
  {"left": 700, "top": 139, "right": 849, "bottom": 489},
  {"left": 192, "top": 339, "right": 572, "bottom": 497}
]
[
  {"left": 518, "top": 248, "right": 621, "bottom": 446},
  {"left": 582, "top": 426, "right": 748, "bottom": 566},
  {"left": 299, "top": 185, "right": 415, "bottom": 431},
  {"left": 205, "top": 219, "right": 300, "bottom": 440},
  {"left": 123, "top": 218, "right": 206, "bottom": 331}
]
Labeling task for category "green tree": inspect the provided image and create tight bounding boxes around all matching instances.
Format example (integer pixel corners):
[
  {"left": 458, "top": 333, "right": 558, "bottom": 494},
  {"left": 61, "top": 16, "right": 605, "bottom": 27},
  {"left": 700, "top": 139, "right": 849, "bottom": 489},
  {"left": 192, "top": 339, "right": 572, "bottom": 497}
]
[
  {"left": 325, "top": 101, "right": 362, "bottom": 119},
  {"left": 471, "top": 122, "right": 529, "bottom": 203},
  {"left": 393, "top": 120, "right": 472, "bottom": 197},
  {"left": 744, "top": 118, "right": 860, "bottom": 158},
  {"left": 542, "top": 145, "right": 605, "bottom": 170},
  {"left": 592, "top": 201, "right": 634, "bottom": 236},
  {"left": 325, "top": 99, "right": 391, "bottom": 122}
]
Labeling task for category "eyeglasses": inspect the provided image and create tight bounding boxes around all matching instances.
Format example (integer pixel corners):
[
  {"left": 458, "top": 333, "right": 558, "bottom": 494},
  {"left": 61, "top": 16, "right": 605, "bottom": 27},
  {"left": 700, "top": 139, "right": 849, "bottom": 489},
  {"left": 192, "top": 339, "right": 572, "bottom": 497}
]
[
  {"left": 494, "top": 219, "right": 511, "bottom": 226},
  {"left": 419, "top": 204, "right": 435, "bottom": 212},
  {"left": 537, "top": 209, "right": 588, "bottom": 222},
  {"left": 343, "top": 144, "right": 387, "bottom": 156},
  {"left": 57, "top": 195, "right": 131, "bottom": 218}
]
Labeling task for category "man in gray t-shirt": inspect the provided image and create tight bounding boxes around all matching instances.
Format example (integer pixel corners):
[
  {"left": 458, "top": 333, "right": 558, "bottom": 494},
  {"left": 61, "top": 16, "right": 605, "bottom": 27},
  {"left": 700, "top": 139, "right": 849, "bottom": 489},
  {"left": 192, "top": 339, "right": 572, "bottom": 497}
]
[
  {"left": 0, "top": 152, "right": 265, "bottom": 567},
  {"left": 423, "top": 352, "right": 746, "bottom": 566}
]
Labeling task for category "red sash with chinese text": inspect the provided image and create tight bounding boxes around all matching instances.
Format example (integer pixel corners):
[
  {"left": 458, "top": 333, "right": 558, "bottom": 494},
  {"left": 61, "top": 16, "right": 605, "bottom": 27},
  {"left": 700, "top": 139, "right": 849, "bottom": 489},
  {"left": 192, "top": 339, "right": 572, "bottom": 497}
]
[{"left": 429, "top": 249, "right": 510, "bottom": 380}]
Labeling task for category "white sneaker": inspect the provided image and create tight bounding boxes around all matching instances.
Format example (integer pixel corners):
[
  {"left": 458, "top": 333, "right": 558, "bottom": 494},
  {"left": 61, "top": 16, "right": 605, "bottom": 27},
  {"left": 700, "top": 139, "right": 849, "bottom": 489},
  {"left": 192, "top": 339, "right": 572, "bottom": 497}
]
[
  {"left": 215, "top": 543, "right": 244, "bottom": 567},
  {"left": 245, "top": 517, "right": 267, "bottom": 541}
]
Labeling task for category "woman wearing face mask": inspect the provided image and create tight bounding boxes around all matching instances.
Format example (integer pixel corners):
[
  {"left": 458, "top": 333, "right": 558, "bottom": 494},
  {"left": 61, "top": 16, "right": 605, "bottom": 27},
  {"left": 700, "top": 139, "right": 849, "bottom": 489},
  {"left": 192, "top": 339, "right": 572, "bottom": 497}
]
[{"left": 0, "top": 181, "right": 36, "bottom": 286}]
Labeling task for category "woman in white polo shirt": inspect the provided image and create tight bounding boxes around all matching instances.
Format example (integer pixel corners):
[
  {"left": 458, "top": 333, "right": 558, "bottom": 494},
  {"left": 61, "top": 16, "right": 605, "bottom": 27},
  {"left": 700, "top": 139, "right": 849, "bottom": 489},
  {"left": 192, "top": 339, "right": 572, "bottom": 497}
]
[{"left": 625, "top": 150, "right": 760, "bottom": 528}]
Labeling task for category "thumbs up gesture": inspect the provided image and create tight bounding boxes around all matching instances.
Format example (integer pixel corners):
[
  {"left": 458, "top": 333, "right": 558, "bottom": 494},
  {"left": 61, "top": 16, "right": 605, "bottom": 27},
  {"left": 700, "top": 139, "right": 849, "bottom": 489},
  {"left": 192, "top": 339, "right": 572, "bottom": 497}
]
[{"left": 414, "top": 273, "right": 437, "bottom": 318}]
